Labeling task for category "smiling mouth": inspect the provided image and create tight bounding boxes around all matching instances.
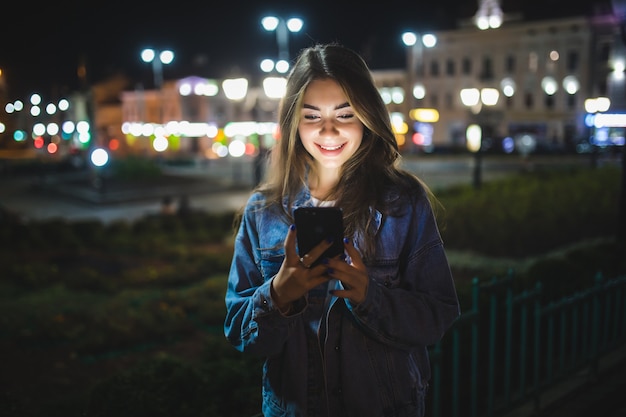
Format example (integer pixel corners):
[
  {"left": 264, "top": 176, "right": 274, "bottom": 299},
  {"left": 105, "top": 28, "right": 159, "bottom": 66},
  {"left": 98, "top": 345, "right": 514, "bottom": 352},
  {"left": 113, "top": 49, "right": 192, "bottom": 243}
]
[{"left": 318, "top": 144, "right": 344, "bottom": 151}]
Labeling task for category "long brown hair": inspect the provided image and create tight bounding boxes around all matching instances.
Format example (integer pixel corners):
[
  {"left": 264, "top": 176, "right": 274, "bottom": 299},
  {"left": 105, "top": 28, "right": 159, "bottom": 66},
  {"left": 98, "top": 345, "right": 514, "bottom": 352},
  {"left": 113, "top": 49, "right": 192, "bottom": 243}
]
[{"left": 248, "top": 43, "right": 434, "bottom": 259}]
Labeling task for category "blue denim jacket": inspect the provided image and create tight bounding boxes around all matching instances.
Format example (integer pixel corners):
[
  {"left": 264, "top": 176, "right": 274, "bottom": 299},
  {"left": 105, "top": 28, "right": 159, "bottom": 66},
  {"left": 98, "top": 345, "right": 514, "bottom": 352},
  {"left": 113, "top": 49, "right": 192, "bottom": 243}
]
[{"left": 224, "top": 184, "right": 460, "bottom": 417}]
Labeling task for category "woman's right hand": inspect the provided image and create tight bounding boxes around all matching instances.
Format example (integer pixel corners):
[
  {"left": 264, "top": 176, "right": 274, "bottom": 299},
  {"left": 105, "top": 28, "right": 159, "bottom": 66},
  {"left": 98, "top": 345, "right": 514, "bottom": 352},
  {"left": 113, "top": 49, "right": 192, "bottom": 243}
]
[{"left": 270, "top": 224, "right": 335, "bottom": 311}]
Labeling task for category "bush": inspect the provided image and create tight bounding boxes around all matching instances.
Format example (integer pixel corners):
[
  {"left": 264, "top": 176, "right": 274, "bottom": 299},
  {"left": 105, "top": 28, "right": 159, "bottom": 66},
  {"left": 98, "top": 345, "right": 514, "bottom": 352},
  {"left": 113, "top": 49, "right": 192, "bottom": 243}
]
[{"left": 437, "top": 165, "right": 620, "bottom": 257}]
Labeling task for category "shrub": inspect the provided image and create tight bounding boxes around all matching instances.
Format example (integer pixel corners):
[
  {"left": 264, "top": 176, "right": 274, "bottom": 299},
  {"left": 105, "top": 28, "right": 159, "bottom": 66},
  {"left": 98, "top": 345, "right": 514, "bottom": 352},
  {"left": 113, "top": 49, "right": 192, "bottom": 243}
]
[{"left": 437, "top": 165, "right": 620, "bottom": 257}]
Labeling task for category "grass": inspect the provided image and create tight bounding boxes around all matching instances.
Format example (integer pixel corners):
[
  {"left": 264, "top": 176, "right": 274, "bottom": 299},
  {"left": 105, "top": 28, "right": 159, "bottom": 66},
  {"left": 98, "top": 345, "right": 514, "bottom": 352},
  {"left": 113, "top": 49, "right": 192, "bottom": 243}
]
[{"left": 0, "top": 163, "right": 624, "bottom": 417}]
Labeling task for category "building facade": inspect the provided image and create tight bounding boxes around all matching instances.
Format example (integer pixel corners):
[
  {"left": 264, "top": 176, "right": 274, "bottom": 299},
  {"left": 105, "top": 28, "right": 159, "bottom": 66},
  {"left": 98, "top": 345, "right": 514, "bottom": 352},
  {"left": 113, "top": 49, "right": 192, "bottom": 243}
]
[
  {"left": 390, "top": 15, "right": 623, "bottom": 153},
  {"left": 106, "top": 13, "right": 623, "bottom": 159}
]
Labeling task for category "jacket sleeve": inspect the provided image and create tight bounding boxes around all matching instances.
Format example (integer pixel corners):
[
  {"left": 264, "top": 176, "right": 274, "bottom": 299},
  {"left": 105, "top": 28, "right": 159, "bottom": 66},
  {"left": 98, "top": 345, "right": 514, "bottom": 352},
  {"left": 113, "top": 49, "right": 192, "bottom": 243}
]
[
  {"left": 349, "top": 191, "right": 461, "bottom": 349},
  {"left": 223, "top": 197, "right": 301, "bottom": 356}
]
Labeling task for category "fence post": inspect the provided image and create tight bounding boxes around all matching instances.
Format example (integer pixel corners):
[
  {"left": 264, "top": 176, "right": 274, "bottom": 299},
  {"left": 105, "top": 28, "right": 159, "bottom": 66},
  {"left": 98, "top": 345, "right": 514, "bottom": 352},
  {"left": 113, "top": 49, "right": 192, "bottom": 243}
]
[
  {"left": 470, "top": 277, "right": 480, "bottom": 417},
  {"left": 532, "top": 281, "right": 542, "bottom": 413},
  {"left": 589, "top": 272, "right": 604, "bottom": 381},
  {"left": 504, "top": 272, "right": 514, "bottom": 404}
]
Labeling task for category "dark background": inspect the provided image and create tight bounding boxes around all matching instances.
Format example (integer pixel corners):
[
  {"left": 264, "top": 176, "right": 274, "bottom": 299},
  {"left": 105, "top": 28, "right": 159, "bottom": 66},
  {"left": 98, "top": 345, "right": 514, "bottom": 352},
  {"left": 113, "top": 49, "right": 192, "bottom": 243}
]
[{"left": 0, "top": 0, "right": 611, "bottom": 98}]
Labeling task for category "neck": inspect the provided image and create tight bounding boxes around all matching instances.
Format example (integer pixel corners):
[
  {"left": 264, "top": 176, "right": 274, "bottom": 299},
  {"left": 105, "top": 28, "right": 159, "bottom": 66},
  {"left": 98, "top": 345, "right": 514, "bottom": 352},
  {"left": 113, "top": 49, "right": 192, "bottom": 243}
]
[{"left": 308, "top": 167, "right": 340, "bottom": 200}]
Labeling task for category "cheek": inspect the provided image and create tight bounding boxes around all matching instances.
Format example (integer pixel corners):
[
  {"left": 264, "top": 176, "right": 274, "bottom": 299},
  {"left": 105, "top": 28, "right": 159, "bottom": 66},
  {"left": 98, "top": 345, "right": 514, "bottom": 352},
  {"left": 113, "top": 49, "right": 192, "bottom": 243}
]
[
  {"left": 346, "top": 126, "right": 364, "bottom": 144},
  {"left": 298, "top": 127, "right": 317, "bottom": 151}
]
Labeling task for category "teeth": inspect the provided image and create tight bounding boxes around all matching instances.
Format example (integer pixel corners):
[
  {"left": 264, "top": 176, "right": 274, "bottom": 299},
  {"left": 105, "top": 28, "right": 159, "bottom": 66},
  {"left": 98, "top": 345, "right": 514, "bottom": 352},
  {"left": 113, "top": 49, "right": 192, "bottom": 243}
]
[{"left": 320, "top": 144, "right": 342, "bottom": 151}]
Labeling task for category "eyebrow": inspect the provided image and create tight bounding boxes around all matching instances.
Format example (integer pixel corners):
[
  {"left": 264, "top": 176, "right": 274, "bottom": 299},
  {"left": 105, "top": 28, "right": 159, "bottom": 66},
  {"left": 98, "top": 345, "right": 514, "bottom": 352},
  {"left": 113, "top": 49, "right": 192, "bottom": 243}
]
[{"left": 302, "top": 102, "right": 351, "bottom": 111}]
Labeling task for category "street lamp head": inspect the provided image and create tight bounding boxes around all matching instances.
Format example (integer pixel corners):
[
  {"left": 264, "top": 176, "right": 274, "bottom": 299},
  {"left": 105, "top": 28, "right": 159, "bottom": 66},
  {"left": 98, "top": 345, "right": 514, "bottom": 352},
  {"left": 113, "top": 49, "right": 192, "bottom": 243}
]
[
  {"left": 260, "top": 58, "right": 291, "bottom": 74},
  {"left": 460, "top": 88, "right": 480, "bottom": 107},
  {"left": 474, "top": 0, "right": 503, "bottom": 29},
  {"left": 402, "top": 32, "right": 437, "bottom": 48},
  {"left": 141, "top": 49, "right": 156, "bottom": 63},
  {"left": 222, "top": 78, "right": 249, "bottom": 101},
  {"left": 159, "top": 50, "right": 174, "bottom": 65},
  {"left": 480, "top": 88, "right": 499, "bottom": 106},
  {"left": 260, "top": 59, "right": 275, "bottom": 73},
  {"left": 275, "top": 60, "right": 290, "bottom": 74},
  {"left": 263, "top": 16, "right": 303, "bottom": 33},
  {"left": 286, "top": 18, "right": 303, "bottom": 33},
  {"left": 141, "top": 48, "right": 174, "bottom": 64},
  {"left": 402, "top": 32, "right": 417, "bottom": 47},
  {"left": 263, "top": 76, "right": 287, "bottom": 99},
  {"left": 262, "top": 16, "right": 279, "bottom": 32},
  {"left": 422, "top": 34, "right": 437, "bottom": 48}
]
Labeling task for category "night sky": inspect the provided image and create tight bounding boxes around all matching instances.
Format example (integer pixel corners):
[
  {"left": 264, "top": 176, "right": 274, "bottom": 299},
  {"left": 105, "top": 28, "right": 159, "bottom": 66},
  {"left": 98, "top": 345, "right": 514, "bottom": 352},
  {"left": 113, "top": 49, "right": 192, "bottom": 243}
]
[{"left": 0, "top": 0, "right": 612, "bottom": 100}]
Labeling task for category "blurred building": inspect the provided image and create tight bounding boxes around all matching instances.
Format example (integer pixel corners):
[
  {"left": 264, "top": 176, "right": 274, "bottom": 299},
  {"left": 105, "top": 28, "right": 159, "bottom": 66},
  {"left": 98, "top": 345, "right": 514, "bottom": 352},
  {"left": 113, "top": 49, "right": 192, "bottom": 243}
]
[
  {"left": 116, "top": 76, "right": 281, "bottom": 160},
  {"left": 5, "top": 9, "right": 620, "bottom": 162},
  {"left": 389, "top": 13, "right": 624, "bottom": 153},
  {"left": 107, "top": 12, "right": 622, "bottom": 159}
]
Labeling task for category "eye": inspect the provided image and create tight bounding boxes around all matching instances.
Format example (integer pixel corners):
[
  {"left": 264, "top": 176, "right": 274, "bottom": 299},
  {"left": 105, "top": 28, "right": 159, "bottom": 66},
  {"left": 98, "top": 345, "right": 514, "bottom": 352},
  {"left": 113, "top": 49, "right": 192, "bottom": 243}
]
[
  {"left": 338, "top": 113, "right": 354, "bottom": 119},
  {"left": 303, "top": 114, "right": 320, "bottom": 120}
]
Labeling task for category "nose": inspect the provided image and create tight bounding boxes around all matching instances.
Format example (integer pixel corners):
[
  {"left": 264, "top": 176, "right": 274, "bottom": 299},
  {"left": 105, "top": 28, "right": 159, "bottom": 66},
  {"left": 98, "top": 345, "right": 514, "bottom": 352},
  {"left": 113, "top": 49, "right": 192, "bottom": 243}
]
[{"left": 319, "top": 118, "right": 338, "bottom": 135}]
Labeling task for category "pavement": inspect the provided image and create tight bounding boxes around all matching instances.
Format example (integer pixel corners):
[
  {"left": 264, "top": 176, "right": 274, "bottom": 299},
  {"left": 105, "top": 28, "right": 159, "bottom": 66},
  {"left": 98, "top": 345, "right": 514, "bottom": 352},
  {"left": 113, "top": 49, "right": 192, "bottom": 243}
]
[
  {"left": 503, "top": 348, "right": 626, "bottom": 417},
  {"left": 0, "top": 153, "right": 603, "bottom": 224},
  {"left": 0, "top": 162, "right": 255, "bottom": 224}
]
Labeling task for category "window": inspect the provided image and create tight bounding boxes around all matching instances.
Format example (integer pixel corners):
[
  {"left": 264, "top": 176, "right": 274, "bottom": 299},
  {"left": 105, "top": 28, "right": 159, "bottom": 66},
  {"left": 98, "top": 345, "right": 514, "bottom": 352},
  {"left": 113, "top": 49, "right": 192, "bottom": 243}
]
[
  {"left": 566, "top": 94, "right": 576, "bottom": 110},
  {"left": 480, "top": 56, "right": 494, "bottom": 81},
  {"left": 505, "top": 55, "right": 516, "bottom": 73},
  {"left": 446, "top": 59, "right": 455, "bottom": 76},
  {"left": 524, "top": 92, "right": 534, "bottom": 109},
  {"left": 598, "top": 43, "right": 610, "bottom": 62},
  {"left": 567, "top": 50, "right": 579, "bottom": 72},
  {"left": 430, "top": 60, "right": 440, "bottom": 77},
  {"left": 462, "top": 57, "right": 472, "bottom": 75}
]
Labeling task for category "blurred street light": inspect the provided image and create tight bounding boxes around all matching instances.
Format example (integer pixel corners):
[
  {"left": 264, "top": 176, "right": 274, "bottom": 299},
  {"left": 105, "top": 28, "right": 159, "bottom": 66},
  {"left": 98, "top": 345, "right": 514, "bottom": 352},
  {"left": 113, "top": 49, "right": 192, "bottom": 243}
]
[
  {"left": 261, "top": 15, "right": 303, "bottom": 73},
  {"left": 401, "top": 31, "right": 437, "bottom": 151},
  {"left": 474, "top": 0, "right": 503, "bottom": 29},
  {"left": 222, "top": 78, "right": 248, "bottom": 101},
  {"left": 262, "top": 76, "right": 287, "bottom": 99},
  {"left": 140, "top": 48, "right": 174, "bottom": 126},
  {"left": 461, "top": 87, "right": 500, "bottom": 188},
  {"left": 260, "top": 58, "right": 290, "bottom": 74},
  {"left": 140, "top": 48, "right": 174, "bottom": 89},
  {"left": 401, "top": 32, "right": 436, "bottom": 105}
]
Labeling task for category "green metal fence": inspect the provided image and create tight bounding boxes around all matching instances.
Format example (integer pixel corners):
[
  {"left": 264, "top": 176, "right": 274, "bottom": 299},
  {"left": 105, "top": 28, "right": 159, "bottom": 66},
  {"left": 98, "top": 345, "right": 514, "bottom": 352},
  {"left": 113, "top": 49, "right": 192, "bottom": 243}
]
[{"left": 428, "top": 270, "right": 626, "bottom": 417}]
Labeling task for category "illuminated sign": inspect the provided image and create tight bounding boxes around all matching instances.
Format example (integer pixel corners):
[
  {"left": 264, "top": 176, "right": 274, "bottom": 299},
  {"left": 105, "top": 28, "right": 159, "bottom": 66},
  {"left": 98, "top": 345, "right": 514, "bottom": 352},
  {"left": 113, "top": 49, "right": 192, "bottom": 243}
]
[{"left": 586, "top": 113, "right": 626, "bottom": 128}]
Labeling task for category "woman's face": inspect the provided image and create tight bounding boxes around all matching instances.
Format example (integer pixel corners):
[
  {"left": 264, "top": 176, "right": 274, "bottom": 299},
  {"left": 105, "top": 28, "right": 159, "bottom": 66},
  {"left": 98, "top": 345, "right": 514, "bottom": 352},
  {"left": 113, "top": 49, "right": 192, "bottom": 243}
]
[{"left": 298, "top": 78, "right": 364, "bottom": 172}]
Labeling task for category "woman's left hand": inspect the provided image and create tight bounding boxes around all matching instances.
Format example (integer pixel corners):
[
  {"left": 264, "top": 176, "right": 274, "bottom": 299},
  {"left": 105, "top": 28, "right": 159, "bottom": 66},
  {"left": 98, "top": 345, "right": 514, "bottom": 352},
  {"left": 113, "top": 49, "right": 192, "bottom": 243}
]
[{"left": 326, "top": 238, "right": 369, "bottom": 305}]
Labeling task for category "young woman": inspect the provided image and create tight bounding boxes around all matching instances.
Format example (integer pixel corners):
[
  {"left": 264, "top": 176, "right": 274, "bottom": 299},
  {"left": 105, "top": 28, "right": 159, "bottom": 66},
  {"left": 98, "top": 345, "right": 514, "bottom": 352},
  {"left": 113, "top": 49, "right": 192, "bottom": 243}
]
[{"left": 224, "top": 43, "right": 460, "bottom": 417}]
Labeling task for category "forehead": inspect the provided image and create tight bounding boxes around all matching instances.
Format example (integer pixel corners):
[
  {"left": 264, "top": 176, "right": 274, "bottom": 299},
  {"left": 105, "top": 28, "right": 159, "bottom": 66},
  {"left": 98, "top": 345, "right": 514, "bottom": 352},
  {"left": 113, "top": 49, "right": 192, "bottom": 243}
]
[{"left": 302, "top": 78, "right": 347, "bottom": 103}]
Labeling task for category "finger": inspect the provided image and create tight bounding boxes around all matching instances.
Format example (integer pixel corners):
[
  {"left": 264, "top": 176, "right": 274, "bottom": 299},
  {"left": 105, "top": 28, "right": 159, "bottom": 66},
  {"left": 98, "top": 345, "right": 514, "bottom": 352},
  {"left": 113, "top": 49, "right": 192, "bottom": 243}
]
[
  {"left": 311, "top": 237, "right": 334, "bottom": 260},
  {"left": 284, "top": 224, "right": 299, "bottom": 264},
  {"left": 299, "top": 252, "right": 314, "bottom": 269},
  {"left": 343, "top": 238, "right": 365, "bottom": 270}
]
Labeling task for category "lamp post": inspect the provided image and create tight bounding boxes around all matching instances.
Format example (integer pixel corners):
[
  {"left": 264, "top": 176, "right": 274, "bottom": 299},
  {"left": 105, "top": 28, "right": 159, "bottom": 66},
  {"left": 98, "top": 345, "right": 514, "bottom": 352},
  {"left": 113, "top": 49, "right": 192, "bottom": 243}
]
[
  {"left": 474, "top": 0, "right": 503, "bottom": 30},
  {"left": 140, "top": 48, "right": 174, "bottom": 90},
  {"left": 261, "top": 16, "right": 303, "bottom": 72},
  {"left": 140, "top": 48, "right": 174, "bottom": 126},
  {"left": 222, "top": 77, "right": 249, "bottom": 183},
  {"left": 584, "top": 96, "right": 612, "bottom": 168},
  {"left": 401, "top": 32, "right": 436, "bottom": 152},
  {"left": 460, "top": 87, "right": 500, "bottom": 188},
  {"left": 401, "top": 31, "right": 437, "bottom": 105}
]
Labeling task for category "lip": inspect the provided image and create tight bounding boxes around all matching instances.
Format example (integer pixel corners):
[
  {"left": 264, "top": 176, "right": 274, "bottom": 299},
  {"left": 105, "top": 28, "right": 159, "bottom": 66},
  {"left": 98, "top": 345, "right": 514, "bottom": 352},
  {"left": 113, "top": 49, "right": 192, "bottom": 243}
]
[{"left": 316, "top": 143, "right": 345, "bottom": 152}]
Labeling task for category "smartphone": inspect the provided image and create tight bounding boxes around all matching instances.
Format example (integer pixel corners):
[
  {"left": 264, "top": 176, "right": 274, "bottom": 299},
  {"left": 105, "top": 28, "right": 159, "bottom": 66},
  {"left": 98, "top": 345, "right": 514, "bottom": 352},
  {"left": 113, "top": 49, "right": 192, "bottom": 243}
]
[{"left": 294, "top": 207, "right": 344, "bottom": 267}]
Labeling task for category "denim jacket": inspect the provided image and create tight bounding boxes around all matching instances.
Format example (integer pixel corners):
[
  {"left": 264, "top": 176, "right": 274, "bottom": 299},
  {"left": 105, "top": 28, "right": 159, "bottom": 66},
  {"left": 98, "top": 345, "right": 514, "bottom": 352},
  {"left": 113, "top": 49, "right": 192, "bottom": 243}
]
[{"left": 224, "top": 184, "right": 460, "bottom": 417}]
